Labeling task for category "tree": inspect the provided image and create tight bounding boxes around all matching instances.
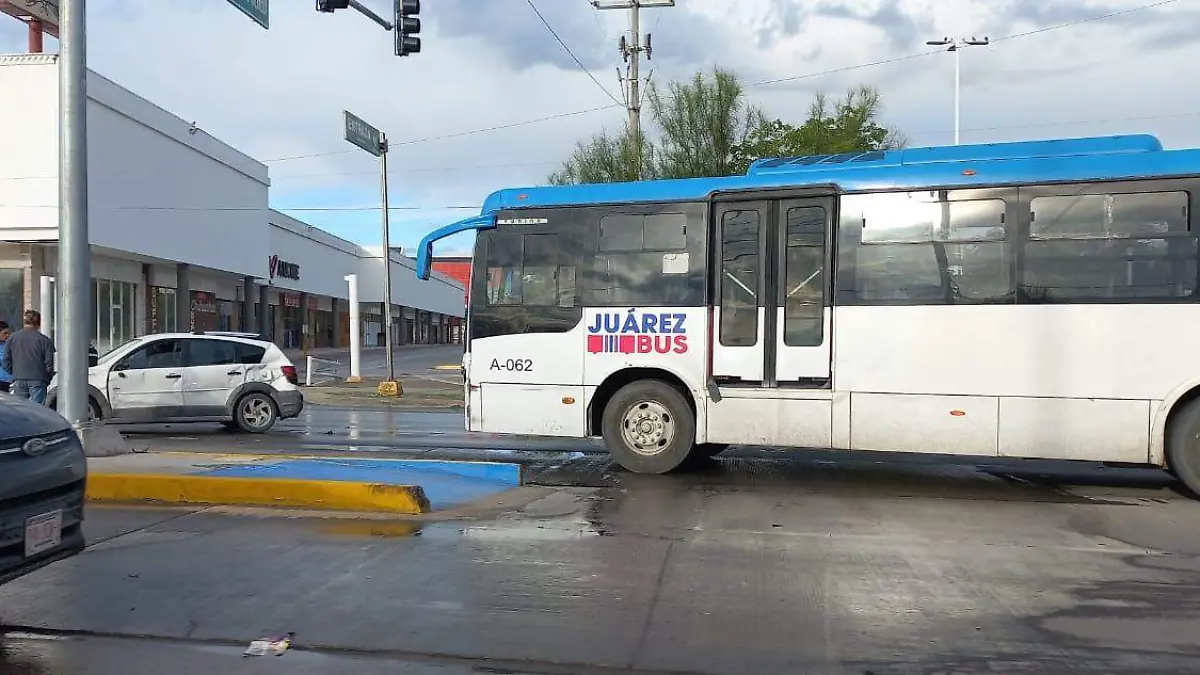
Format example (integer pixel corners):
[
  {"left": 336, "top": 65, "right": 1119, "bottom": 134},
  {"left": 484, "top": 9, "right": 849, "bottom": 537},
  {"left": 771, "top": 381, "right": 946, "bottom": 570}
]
[
  {"left": 648, "top": 67, "right": 764, "bottom": 179},
  {"left": 548, "top": 125, "right": 654, "bottom": 186},
  {"left": 731, "top": 85, "right": 905, "bottom": 174}
]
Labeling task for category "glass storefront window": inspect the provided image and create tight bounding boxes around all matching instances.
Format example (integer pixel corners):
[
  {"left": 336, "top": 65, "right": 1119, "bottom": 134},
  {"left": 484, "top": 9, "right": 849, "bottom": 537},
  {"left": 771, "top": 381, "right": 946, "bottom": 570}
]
[
  {"left": 150, "top": 287, "right": 178, "bottom": 334},
  {"left": 0, "top": 268, "right": 23, "bottom": 328},
  {"left": 92, "top": 278, "right": 137, "bottom": 355}
]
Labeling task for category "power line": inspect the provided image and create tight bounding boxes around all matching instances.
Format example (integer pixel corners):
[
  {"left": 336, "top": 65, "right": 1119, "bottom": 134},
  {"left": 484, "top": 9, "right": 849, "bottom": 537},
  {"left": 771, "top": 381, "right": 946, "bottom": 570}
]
[
  {"left": 992, "top": 0, "right": 1180, "bottom": 42},
  {"left": 217, "top": 0, "right": 1196, "bottom": 165},
  {"left": 526, "top": 0, "right": 624, "bottom": 107}
]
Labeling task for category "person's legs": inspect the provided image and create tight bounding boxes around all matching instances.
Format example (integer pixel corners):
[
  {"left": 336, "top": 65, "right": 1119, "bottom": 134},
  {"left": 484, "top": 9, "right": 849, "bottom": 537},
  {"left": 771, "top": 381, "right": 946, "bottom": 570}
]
[
  {"left": 27, "top": 381, "right": 47, "bottom": 405},
  {"left": 11, "top": 379, "right": 30, "bottom": 399}
]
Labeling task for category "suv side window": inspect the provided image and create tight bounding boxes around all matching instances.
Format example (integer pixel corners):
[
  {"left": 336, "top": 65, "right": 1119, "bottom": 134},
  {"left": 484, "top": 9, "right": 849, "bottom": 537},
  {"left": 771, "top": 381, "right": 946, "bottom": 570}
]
[
  {"left": 234, "top": 342, "right": 266, "bottom": 365},
  {"left": 117, "top": 339, "right": 183, "bottom": 371},
  {"left": 185, "top": 339, "right": 239, "bottom": 367}
]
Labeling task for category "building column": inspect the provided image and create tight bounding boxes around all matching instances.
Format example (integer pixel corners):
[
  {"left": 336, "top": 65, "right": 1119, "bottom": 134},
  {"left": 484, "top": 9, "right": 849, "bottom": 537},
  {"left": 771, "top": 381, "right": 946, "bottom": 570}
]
[
  {"left": 258, "top": 284, "right": 270, "bottom": 337},
  {"left": 176, "top": 263, "right": 191, "bottom": 332},
  {"left": 241, "top": 277, "right": 254, "bottom": 332},
  {"left": 298, "top": 292, "right": 308, "bottom": 351}
]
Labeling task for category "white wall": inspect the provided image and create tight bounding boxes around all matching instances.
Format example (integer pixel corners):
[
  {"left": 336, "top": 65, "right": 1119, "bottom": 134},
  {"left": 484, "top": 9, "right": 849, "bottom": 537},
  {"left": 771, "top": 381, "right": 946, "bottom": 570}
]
[
  {"left": 0, "top": 55, "right": 58, "bottom": 239},
  {"left": 0, "top": 55, "right": 270, "bottom": 277},
  {"left": 356, "top": 247, "right": 464, "bottom": 317},
  {"left": 267, "top": 211, "right": 361, "bottom": 298}
]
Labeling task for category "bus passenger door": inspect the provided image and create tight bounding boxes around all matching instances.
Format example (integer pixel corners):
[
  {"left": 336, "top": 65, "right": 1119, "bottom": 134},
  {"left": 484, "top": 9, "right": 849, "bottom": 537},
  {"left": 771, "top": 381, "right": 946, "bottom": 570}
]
[
  {"left": 712, "top": 201, "right": 769, "bottom": 384},
  {"left": 771, "top": 198, "right": 833, "bottom": 386}
]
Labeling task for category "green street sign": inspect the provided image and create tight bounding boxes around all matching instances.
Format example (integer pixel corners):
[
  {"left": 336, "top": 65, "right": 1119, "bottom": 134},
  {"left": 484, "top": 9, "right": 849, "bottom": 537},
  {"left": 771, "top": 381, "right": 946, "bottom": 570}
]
[
  {"left": 344, "top": 110, "right": 383, "bottom": 157},
  {"left": 226, "top": 0, "right": 268, "bottom": 29}
]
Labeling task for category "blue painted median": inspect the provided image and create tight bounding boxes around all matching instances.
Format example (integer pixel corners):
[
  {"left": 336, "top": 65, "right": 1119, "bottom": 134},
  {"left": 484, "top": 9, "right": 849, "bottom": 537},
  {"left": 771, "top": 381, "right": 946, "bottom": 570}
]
[{"left": 199, "top": 458, "right": 522, "bottom": 510}]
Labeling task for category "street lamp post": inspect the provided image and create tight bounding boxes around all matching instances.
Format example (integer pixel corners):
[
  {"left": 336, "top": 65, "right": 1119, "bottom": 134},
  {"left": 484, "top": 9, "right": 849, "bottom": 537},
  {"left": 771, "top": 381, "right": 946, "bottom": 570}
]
[{"left": 926, "top": 36, "right": 990, "bottom": 145}]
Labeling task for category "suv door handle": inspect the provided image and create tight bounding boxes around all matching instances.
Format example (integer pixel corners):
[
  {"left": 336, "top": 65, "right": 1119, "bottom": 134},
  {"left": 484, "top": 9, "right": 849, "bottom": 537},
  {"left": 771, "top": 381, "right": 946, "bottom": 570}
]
[
  {"left": 227, "top": 370, "right": 243, "bottom": 376},
  {"left": 164, "top": 373, "right": 182, "bottom": 379}
]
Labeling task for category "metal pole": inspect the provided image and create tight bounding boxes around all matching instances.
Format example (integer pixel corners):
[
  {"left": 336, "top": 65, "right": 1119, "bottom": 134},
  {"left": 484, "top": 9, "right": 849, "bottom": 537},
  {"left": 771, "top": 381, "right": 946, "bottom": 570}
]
[
  {"left": 380, "top": 135, "right": 395, "bottom": 383},
  {"left": 39, "top": 275, "right": 54, "bottom": 339},
  {"left": 344, "top": 274, "right": 362, "bottom": 383},
  {"left": 59, "top": 0, "right": 90, "bottom": 425},
  {"left": 628, "top": 2, "right": 640, "bottom": 177},
  {"left": 953, "top": 43, "right": 961, "bottom": 145}
]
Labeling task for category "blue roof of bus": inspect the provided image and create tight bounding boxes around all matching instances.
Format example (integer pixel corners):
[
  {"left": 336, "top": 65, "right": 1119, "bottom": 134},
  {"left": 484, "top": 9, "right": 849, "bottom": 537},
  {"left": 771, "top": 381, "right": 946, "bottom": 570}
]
[
  {"left": 479, "top": 134, "right": 1193, "bottom": 213},
  {"left": 414, "top": 134, "right": 1200, "bottom": 279}
]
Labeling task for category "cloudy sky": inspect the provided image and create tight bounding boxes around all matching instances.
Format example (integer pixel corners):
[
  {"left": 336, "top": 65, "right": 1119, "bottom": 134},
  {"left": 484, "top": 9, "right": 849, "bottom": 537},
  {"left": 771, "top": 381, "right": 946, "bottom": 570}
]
[{"left": 1, "top": 0, "right": 1197, "bottom": 255}]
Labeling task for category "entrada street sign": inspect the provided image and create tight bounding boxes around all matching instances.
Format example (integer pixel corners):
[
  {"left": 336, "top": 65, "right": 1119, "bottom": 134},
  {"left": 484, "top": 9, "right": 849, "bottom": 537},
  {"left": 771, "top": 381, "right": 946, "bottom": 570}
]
[
  {"left": 343, "top": 110, "right": 383, "bottom": 156},
  {"left": 226, "top": 0, "right": 268, "bottom": 29}
]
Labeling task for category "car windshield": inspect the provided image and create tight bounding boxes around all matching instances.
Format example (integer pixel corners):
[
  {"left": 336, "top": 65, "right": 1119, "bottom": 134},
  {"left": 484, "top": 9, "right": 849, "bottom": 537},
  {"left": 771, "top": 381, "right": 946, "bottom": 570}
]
[{"left": 96, "top": 337, "right": 143, "bottom": 364}]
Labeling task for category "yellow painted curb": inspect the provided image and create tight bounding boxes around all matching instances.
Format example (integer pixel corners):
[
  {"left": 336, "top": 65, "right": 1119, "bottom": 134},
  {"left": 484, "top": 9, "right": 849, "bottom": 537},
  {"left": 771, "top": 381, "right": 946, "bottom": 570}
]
[
  {"left": 434, "top": 364, "right": 461, "bottom": 370},
  {"left": 86, "top": 474, "right": 431, "bottom": 514}
]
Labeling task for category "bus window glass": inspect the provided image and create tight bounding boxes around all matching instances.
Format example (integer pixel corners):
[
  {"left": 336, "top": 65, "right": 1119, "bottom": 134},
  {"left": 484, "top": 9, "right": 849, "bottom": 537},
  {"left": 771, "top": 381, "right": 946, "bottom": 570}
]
[
  {"left": 643, "top": 213, "right": 688, "bottom": 250},
  {"left": 521, "top": 234, "right": 561, "bottom": 306},
  {"left": 1023, "top": 190, "right": 1193, "bottom": 301},
  {"left": 486, "top": 235, "right": 523, "bottom": 305},
  {"left": 720, "top": 209, "right": 760, "bottom": 346},
  {"left": 783, "top": 206, "right": 825, "bottom": 347},
  {"left": 843, "top": 193, "right": 1011, "bottom": 304},
  {"left": 586, "top": 205, "right": 704, "bottom": 307},
  {"left": 599, "top": 215, "right": 644, "bottom": 251}
]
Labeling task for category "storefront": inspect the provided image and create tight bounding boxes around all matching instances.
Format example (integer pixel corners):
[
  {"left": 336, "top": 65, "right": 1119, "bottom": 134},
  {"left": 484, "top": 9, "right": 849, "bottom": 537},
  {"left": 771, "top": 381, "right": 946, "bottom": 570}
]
[{"left": 0, "top": 56, "right": 466, "bottom": 353}]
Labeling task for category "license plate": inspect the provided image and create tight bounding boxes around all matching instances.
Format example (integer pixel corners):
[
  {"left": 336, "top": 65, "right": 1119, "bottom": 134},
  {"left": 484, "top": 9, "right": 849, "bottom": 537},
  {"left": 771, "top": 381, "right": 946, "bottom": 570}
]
[{"left": 24, "top": 510, "right": 63, "bottom": 558}]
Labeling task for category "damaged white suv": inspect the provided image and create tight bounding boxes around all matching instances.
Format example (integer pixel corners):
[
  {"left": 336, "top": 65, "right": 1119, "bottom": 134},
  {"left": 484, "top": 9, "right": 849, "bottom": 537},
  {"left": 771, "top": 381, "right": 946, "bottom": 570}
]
[{"left": 47, "top": 332, "right": 303, "bottom": 433}]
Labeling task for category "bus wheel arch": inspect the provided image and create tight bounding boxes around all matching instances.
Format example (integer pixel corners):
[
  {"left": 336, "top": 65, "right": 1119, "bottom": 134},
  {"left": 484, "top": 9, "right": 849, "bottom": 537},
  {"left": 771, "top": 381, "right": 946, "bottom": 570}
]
[
  {"left": 588, "top": 368, "right": 697, "bottom": 438},
  {"left": 1163, "top": 386, "right": 1200, "bottom": 492}
]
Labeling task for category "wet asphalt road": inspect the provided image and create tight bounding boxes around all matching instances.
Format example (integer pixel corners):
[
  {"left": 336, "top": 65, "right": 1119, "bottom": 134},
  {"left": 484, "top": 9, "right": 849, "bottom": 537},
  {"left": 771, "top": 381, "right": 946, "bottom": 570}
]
[{"left": 2, "top": 443, "right": 1200, "bottom": 673}]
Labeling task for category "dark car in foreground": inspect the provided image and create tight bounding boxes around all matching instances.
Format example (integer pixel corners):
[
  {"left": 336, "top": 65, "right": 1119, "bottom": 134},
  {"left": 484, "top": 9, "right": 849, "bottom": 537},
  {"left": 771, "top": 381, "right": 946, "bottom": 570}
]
[{"left": 0, "top": 395, "right": 86, "bottom": 586}]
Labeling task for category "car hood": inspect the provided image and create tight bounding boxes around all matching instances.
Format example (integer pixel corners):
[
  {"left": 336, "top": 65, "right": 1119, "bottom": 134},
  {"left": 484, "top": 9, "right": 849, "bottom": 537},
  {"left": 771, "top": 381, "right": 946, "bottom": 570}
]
[{"left": 0, "top": 395, "right": 70, "bottom": 439}]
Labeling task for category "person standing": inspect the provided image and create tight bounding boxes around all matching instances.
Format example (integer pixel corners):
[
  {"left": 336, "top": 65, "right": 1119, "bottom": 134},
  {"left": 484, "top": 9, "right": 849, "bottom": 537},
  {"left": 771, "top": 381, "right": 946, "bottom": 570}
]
[
  {"left": 0, "top": 320, "right": 11, "bottom": 394},
  {"left": 1, "top": 310, "right": 55, "bottom": 404}
]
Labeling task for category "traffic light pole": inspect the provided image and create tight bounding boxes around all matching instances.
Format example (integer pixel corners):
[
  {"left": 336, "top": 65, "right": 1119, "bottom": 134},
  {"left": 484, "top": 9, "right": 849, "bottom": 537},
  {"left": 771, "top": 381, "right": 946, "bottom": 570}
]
[
  {"left": 379, "top": 135, "right": 395, "bottom": 384},
  {"left": 346, "top": 0, "right": 393, "bottom": 29},
  {"left": 59, "top": 0, "right": 91, "bottom": 428}
]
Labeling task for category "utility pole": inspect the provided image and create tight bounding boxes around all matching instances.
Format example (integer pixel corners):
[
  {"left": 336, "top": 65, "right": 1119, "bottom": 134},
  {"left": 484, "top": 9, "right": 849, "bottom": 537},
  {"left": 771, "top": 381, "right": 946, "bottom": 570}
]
[
  {"left": 925, "top": 36, "right": 990, "bottom": 145},
  {"left": 59, "top": 0, "right": 90, "bottom": 428},
  {"left": 592, "top": 0, "right": 673, "bottom": 178},
  {"left": 379, "top": 131, "right": 395, "bottom": 385}
]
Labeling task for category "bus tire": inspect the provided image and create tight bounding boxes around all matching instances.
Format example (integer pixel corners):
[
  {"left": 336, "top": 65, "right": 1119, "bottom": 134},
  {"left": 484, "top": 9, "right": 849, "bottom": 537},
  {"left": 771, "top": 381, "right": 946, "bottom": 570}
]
[
  {"left": 1167, "top": 398, "right": 1200, "bottom": 497},
  {"left": 602, "top": 380, "right": 696, "bottom": 474}
]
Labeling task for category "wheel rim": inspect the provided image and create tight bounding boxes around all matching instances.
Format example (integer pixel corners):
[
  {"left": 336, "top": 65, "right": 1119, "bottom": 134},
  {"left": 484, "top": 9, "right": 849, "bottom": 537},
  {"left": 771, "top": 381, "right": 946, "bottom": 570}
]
[
  {"left": 620, "top": 400, "right": 674, "bottom": 456},
  {"left": 241, "top": 397, "right": 273, "bottom": 428}
]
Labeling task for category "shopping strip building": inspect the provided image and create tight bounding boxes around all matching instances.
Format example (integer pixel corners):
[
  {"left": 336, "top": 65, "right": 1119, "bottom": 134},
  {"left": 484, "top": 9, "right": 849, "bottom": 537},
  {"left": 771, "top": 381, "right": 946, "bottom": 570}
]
[{"left": 0, "top": 54, "right": 466, "bottom": 354}]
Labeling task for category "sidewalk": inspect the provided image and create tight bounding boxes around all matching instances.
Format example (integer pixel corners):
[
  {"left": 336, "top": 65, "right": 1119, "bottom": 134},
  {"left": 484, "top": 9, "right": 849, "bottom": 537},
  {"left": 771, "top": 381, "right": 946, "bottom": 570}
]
[{"left": 86, "top": 452, "right": 522, "bottom": 514}]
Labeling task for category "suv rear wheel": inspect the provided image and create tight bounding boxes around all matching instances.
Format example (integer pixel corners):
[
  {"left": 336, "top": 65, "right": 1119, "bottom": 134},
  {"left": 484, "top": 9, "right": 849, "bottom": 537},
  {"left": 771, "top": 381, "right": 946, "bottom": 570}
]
[{"left": 234, "top": 392, "right": 278, "bottom": 433}]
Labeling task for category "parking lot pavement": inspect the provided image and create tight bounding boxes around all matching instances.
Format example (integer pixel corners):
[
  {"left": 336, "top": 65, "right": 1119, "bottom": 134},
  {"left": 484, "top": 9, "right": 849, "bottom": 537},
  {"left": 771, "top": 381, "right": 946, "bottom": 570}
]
[{"left": 3, "top": 455, "right": 1200, "bottom": 675}]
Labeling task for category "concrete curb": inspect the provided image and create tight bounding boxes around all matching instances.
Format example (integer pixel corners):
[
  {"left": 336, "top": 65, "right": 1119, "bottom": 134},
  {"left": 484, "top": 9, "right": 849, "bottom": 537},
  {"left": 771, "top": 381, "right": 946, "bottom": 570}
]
[{"left": 86, "top": 474, "right": 432, "bottom": 514}]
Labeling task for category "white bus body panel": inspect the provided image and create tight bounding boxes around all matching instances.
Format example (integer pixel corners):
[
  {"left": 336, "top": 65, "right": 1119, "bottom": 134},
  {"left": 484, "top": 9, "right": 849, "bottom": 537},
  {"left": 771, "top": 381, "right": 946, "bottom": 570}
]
[
  {"left": 467, "top": 325, "right": 587, "bottom": 437},
  {"left": 834, "top": 304, "right": 1200, "bottom": 464}
]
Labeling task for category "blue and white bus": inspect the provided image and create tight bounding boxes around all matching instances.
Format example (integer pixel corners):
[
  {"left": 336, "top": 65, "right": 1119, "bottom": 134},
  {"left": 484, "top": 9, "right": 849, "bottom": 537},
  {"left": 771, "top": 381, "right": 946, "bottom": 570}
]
[{"left": 416, "top": 134, "right": 1200, "bottom": 494}]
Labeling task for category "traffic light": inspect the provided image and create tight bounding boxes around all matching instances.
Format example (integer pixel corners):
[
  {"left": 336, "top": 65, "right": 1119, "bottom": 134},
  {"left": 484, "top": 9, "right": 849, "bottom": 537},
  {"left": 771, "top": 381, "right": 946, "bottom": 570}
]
[
  {"left": 394, "top": 0, "right": 421, "bottom": 57},
  {"left": 316, "top": 0, "right": 349, "bottom": 12}
]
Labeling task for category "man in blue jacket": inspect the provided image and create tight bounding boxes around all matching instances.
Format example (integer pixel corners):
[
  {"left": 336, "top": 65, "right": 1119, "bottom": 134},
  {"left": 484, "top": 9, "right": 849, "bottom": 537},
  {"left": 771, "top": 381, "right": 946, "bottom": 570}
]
[{"left": 0, "top": 320, "right": 11, "bottom": 394}]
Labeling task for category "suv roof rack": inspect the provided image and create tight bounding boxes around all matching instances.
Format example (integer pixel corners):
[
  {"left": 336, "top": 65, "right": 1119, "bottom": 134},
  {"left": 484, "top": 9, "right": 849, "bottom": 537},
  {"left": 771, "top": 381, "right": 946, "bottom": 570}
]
[{"left": 192, "top": 330, "right": 273, "bottom": 342}]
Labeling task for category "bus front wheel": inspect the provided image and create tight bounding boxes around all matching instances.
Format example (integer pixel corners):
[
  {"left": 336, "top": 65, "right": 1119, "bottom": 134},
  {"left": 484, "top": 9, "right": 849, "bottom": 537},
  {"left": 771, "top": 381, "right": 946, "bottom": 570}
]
[
  {"left": 602, "top": 380, "right": 696, "bottom": 474},
  {"left": 1167, "top": 398, "right": 1200, "bottom": 497}
]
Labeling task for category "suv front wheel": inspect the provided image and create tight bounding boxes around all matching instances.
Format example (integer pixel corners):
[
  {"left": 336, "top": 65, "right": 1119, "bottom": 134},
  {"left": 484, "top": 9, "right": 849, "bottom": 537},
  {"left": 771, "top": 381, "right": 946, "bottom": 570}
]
[{"left": 234, "top": 392, "right": 278, "bottom": 433}]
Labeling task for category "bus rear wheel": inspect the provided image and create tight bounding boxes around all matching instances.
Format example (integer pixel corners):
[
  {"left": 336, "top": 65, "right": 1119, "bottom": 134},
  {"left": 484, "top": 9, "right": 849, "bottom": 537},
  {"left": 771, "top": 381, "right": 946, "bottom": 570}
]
[
  {"left": 1167, "top": 398, "right": 1200, "bottom": 497},
  {"left": 602, "top": 380, "right": 696, "bottom": 474}
]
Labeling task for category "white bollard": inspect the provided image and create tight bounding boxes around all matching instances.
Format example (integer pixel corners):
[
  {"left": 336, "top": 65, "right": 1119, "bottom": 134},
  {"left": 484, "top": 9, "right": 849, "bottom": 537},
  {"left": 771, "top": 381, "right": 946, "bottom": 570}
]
[
  {"left": 39, "top": 275, "right": 54, "bottom": 339},
  {"left": 306, "top": 355, "right": 314, "bottom": 387},
  {"left": 344, "top": 274, "right": 362, "bottom": 383}
]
